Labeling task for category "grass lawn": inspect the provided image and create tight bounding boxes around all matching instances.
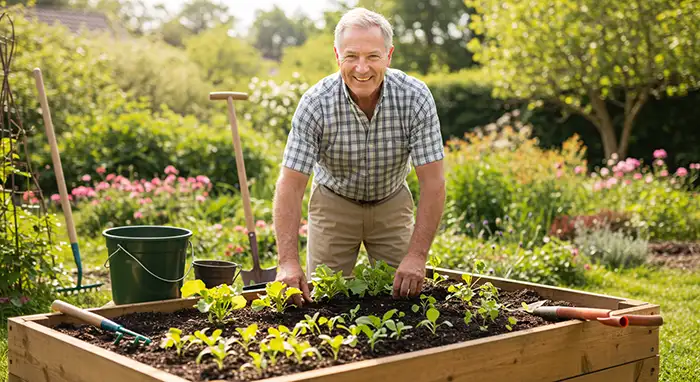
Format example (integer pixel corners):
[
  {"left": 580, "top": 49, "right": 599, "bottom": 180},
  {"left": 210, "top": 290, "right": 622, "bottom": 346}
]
[
  {"left": 1, "top": 266, "right": 698, "bottom": 382},
  {"left": 578, "top": 266, "right": 700, "bottom": 382}
]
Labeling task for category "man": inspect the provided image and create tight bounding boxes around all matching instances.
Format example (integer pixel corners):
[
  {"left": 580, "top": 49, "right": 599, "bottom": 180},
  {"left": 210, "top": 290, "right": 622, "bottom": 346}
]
[{"left": 272, "top": 7, "right": 446, "bottom": 306}]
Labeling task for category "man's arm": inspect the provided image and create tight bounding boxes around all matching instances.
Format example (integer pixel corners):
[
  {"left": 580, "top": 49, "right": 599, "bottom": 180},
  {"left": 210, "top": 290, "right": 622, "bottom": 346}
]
[
  {"left": 273, "top": 166, "right": 313, "bottom": 306},
  {"left": 392, "top": 160, "right": 446, "bottom": 298}
]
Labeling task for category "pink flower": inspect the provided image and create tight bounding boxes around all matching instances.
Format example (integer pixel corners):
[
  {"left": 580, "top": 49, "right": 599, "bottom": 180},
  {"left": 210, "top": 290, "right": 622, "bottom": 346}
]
[
  {"left": 299, "top": 224, "right": 308, "bottom": 236},
  {"left": 655, "top": 159, "right": 665, "bottom": 167},
  {"left": 51, "top": 194, "right": 60, "bottom": 202},
  {"left": 584, "top": 264, "right": 591, "bottom": 271},
  {"left": 556, "top": 170, "right": 563, "bottom": 178},
  {"left": 134, "top": 211, "right": 143, "bottom": 219},
  {"left": 196, "top": 195, "right": 206, "bottom": 202},
  {"left": 96, "top": 166, "right": 106, "bottom": 174},
  {"left": 227, "top": 243, "right": 234, "bottom": 250},
  {"left": 624, "top": 180, "right": 631, "bottom": 185},
  {"left": 690, "top": 163, "right": 699, "bottom": 170},
  {"left": 676, "top": 167, "right": 688, "bottom": 177},
  {"left": 600, "top": 168, "right": 610, "bottom": 177},
  {"left": 606, "top": 178, "right": 618, "bottom": 188},
  {"left": 593, "top": 182, "right": 603, "bottom": 192},
  {"left": 256, "top": 220, "right": 266, "bottom": 228},
  {"left": 213, "top": 223, "right": 223, "bottom": 230},
  {"left": 196, "top": 175, "right": 210, "bottom": 185},
  {"left": 234, "top": 225, "right": 245, "bottom": 232},
  {"left": 614, "top": 171, "right": 624, "bottom": 178},
  {"left": 164, "top": 165, "right": 178, "bottom": 175},
  {"left": 235, "top": 246, "right": 244, "bottom": 253},
  {"left": 82, "top": 174, "right": 91, "bottom": 182},
  {"left": 574, "top": 166, "right": 584, "bottom": 175},
  {"left": 660, "top": 170, "right": 669, "bottom": 177},
  {"left": 106, "top": 173, "right": 116, "bottom": 181},
  {"left": 96, "top": 182, "right": 110, "bottom": 191},
  {"left": 633, "top": 173, "right": 643, "bottom": 180},
  {"left": 653, "top": 149, "right": 667, "bottom": 159}
]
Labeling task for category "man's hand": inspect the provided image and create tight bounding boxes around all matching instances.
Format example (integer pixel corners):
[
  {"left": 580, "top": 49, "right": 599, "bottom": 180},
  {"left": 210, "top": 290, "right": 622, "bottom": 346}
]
[
  {"left": 392, "top": 254, "right": 426, "bottom": 298},
  {"left": 276, "top": 261, "right": 313, "bottom": 307}
]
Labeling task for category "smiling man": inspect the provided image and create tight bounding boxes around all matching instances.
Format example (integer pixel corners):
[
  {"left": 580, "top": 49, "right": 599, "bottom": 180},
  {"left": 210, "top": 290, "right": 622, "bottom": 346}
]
[{"left": 273, "top": 7, "right": 446, "bottom": 306}]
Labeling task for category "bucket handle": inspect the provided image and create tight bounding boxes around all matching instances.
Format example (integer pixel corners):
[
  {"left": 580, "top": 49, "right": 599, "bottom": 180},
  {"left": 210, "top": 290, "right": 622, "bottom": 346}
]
[{"left": 104, "top": 241, "right": 194, "bottom": 283}]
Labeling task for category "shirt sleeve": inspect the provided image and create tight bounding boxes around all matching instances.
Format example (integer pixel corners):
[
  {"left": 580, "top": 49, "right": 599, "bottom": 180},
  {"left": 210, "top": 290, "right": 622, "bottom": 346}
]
[
  {"left": 409, "top": 84, "right": 445, "bottom": 167},
  {"left": 281, "top": 93, "right": 323, "bottom": 175}
]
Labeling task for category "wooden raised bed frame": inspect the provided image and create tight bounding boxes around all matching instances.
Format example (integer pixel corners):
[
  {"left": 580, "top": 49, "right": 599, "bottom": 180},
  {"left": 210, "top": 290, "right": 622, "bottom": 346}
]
[{"left": 7, "top": 267, "right": 661, "bottom": 382}]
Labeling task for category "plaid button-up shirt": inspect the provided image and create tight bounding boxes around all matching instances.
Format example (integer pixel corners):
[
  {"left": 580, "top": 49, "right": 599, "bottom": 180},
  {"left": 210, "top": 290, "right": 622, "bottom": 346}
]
[{"left": 282, "top": 68, "right": 444, "bottom": 201}]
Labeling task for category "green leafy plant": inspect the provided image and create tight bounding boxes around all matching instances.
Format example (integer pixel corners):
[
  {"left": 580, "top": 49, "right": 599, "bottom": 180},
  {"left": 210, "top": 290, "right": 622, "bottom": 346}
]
[
  {"left": 196, "top": 342, "right": 233, "bottom": 370},
  {"left": 384, "top": 320, "right": 413, "bottom": 340},
  {"left": 355, "top": 309, "right": 403, "bottom": 331},
  {"left": 283, "top": 337, "right": 322, "bottom": 364},
  {"left": 318, "top": 334, "right": 355, "bottom": 360},
  {"left": 240, "top": 351, "right": 268, "bottom": 371},
  {"left": 232, "top": 324, "right": 259, "bottom": 352},
  {"left": 341, "top": 304, "right": 361, "bottom": 322},
  {"left": 426, "top": 255, "right": 449, "bottom": 285},
  {"left": 259, "top": 337, "right": 286, "bottom": 365},
  {"left": 189, "top": 328, "right": 224, "bottom": 348},
  {"left": 352, "top": 260, "right": 395, "bottom": 297},
  {"left": 299, "top": 312, "right": 324, "bottom": 335},
  {"left": 159, "top": 328, "right": 193, "bottom": 356},
  {"left": 412, "top": 294, "right": 437, "bottom": 315},
  {"left": 251, "top": 281, "right": 302, "bottom": 313},
  {"left": 311, "top": 264, "right": 349, "bottom": 301},
  {"left": 181, "top": 280, "right": 247, "bottom": 324},
  {"left": 358, "top": 325, "right": 388, "bottom": 352},
  {"left": 417, "top": 307, "right": 453, "bottom": 335},
  {"left": 322, "top": 315, "right": 346, "bottom": 332}
]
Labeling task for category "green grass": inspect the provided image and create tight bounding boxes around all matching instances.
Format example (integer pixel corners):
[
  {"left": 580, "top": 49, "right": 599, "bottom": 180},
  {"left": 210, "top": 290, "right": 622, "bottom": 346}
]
[{"left": 576, "top": 266, "right": 700, "bottom": 382}]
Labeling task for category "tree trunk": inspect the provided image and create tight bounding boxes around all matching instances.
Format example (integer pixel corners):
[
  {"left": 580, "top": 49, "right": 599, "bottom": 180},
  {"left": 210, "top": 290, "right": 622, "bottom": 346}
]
[
  {"left": 618, "top": 89, "right": 650, "bottom": 158},
  {"left": 589, "top": 90, "right": 619, "bottom": 159}
]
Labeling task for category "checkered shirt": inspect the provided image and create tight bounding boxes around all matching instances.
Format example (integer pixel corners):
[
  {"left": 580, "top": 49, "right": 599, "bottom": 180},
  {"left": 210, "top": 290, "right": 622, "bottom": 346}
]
[{"left": 281, "top": 68, "right": 445, "bottom": 201}]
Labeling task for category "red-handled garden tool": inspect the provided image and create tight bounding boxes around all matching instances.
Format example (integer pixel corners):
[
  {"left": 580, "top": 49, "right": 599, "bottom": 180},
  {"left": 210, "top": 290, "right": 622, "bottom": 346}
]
[
  {"left": 523, "top": 301, "right": 664, "bottom": 328},
  {"left": 209, "top": 91, "right": 277, "bottom": 288}
]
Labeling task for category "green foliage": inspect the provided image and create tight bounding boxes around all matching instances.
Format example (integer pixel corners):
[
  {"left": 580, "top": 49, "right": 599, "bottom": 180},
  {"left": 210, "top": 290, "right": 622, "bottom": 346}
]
[
  {"left": 181, "top": 280, "right": 247, "bottom": 324},
  {"left": 352, "top": 260, "right": 395, "bottom": 297},
  {"left": 574, "top": 228, "right": 649, "bottom": 270},
  {"left": 251, "top": 6, "right": 312, "bottom": 61},
  {"left": 233, "top": 324, "right": 259, "bottom": 352},
  {"left": 159, "top": 328, "right": 194, "bottom": 356},
  {"left": 278, "top": 33, "right": 338, "bottom": 84},
  {"left": 282, "top": 337, "right": 321, "bottom": 364},
  {"left": 251, "top": 281, "right": 302, "bottom": 313},
  {"left": 241, "top": 76, "right": 310, "bottom": 140},
  {"left": 416, "top": 307, "right": 453, "bottom": 335},
  {"left": 311, "top": 264, "right": 349, "bottom": 301},
  {"left": 411, "top": 294, "right": 437, "bottom": 316},
  {"left": 318, "top": 334, "right": 353, "bottom": 360}
]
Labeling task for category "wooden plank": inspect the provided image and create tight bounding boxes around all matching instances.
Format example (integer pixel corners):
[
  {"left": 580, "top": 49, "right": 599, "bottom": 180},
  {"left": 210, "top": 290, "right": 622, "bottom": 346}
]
[
  {"left": 259, "top": 304, "right": 659, "bottom": 382},
  {"left": 8, "top": 318, "right": 186, "bottom": 382},
  {"left": 432, "top": 267, "right": 637, "bottom": 310},
  {"left": 558, "top": 356, "right": 659, "bottom": 381},
  {"left": 8, "top": 373, "right": 25, "bottom": 382}
]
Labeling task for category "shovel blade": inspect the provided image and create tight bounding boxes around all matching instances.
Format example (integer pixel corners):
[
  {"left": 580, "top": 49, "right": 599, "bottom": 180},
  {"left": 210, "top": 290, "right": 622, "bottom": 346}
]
[{"left": 240, "top": 267, "right": 277, "bottom": 287}]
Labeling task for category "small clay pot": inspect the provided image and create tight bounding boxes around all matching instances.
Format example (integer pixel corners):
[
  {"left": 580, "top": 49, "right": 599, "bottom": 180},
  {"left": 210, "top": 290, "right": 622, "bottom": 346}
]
[{"left": 193, "top": 260, "right": 241, "bottom": 288}]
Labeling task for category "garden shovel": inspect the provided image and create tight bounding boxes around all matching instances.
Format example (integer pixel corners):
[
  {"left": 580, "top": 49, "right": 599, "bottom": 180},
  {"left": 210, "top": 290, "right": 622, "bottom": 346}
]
[
  {"left": 522, "top": 300, "right": 663, "bottom": 327},
  {"left": 209, "top": 91, "right": 277, "bottom": 287}
]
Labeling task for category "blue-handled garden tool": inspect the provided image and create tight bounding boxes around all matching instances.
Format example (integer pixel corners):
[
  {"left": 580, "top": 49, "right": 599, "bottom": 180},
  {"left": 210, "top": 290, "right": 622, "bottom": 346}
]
[
  {"left": 34, "top": 68, "right": 102, "bottom": 294},
  {"left": 51, "top": 300, "right": 152, "bottom": 346}
]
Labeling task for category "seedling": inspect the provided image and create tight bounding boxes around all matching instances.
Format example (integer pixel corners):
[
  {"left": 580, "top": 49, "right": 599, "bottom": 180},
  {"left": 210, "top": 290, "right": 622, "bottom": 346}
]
[
  {"left": 300, "top": 312, "right": 323, "bottom": 335},
  {"left": 416, "top": 307, "right": 453, "bottom": 335},
  {"left": 231, "top": 323, "right": 258, "bottom": 352},
  {"left": 318, "top": 334, "right": 355, "bottom": 360},
  {"left": 384, "top": 320, "right": 412, "bottom": 340},
  {"left": 506, "top": 316, "right": 518, "bottom": 331},
  {"left": 196, "top": 342, "right": 232, "bottom": 370},
  {"left": 311, "top": 264, "right": 349, "bottom": 301},
  {"left": 251, "top": 281, "right": 302, "bottom": 313},
  {"left": 240, "top": 352, "right": 267, "bottom": 371},
  {"left": 355, "top": 309, "right": 402, "bottom": 331},
  {"left": 322, "top": 315, "right": 346, "bottom": 332},
  {"left": 337, "top": 324, "right": 363, "bottom": 346},
  {"left": 412, "top": 294, "right": 437, "bottom": 315},
  {"left": 341, "top": 304, "right": 361, "bottom": 322},
  {"left": 283, "top": 337, "right": 321, "bottom": 364},
  {"left": 159, "top": 328, "right": 193, "bottom": 356},
  {"left": 446, "top": 274, "right": 476, "bottom": 303},
  {"left": 188, "top": 328, "right": 223, "bottom": 348},
  {"left": 426, "top": 255, "right": 449, "bottom": 285},
  {"left": 358, "top": 325, "right": 388, "bottom": 352},
  {"left": 260, "top": 337, "right": 285, "bottom": 365},
  {"left": 181, "top": 280, "right": 247, "bottom": 324},
  {"left": 352, "top": 261, "right": 395, "bottom": 297}
]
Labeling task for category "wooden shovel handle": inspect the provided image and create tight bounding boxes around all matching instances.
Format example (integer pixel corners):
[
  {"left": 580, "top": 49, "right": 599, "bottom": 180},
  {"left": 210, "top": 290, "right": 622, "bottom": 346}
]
[
  {"left": 224, "top": 97, "right": 255, "bottom": 233},
  {"left": 51, "top": 300, "right": 104, "bottom": 328},
  {"left": 624, "top": 314, "right": 664, "bottom": 326},
  {"left": 209, "top": 92, "right": 248, "bottom": 101},
  {"left": 33, "top": 68, "right": 78, "bottom": 244}
]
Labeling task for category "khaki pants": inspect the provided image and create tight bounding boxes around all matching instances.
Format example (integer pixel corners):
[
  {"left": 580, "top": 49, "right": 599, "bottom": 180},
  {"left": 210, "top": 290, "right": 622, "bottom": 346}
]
[{"left": 306, "top": 182, "right": 415, "bottom": 277}]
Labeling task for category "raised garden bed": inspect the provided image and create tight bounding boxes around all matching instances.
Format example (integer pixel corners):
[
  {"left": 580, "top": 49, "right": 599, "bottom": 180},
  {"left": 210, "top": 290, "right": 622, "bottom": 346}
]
[{"left": 7, "top": 267, "right": 661, "bottom": 382}]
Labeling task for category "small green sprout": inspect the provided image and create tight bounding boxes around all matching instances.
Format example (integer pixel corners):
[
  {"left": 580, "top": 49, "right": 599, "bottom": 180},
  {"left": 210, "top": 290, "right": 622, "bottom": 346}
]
[
  {"left": 341, "top": 304, "right": 361, "bottom": 322},
  {"left": 181, "top": 280, "right": 247, "bottom": 324},
  {"left": 260, "top": 337, "right": 285, "bottom": 365},
  {"left": 384, "top": 320, "right": 412, "bottom": 340},
  {"left": 358, "top": 325, "right": 388, "bottom": 352},
  {"left": 251, "top": 281, "right": 302, "bottom": 313},
  {"left": 412, "top": 294, "right": 437, "bottom": 315},
  {"left": 300, "top": 312, "right": 324, "bottom": 335},
  {"left": 311, "top": 264, "right": 349, "bottom": 301},
  {"left": 283, "top": 337, "right": 322, "bottom": 364},
  {"left": 426, "top": 255, "right": 449, "bottom": 285},
  {"left": 189, "top": 328, "right": 223, "bottom": 348},
  {"left": 159, "top": 328, "right": 193, "bottom": 356},
  {"left": 196, "top": 342, "right": 232, "bottom": 370},
  {"left": 416, "top": 307, "right": 453, "bottom": 335},
  {"left": 323, "top": 315, "right": 346, "bottom": 332},
  {"left": 240, "top": 352, "right": 267, "bottom": 371},
  {"left": 232, "top": 323, "right": 258, "bottom": 351},
  {"left": 318, "top": 334, "right": 355, "bottom": 360},
  {"left": 506, "top": 316, "right": 518, "bottom": 331}
]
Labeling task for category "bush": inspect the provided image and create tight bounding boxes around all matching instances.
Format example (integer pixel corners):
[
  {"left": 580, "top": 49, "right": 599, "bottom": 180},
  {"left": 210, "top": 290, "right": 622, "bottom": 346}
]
[
  {"left": 549, "top": 210, "right": 632, "bottom": 241},
  {"left": 35, "top": 96, "right": 280, "bottom": 197},
  {"left": 574, "top": 228, "right": 649, "bottom": 270}
]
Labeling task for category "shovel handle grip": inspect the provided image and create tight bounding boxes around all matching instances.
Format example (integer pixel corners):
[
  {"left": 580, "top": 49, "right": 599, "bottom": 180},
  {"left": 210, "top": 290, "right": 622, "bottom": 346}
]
[
  {"left": 597, "top": 316, "right": 629, "bottom": 327},
  {"left": 624, "top": 314, "right": 664, "bottom": 326},
  {"left": 51, "top": 300, "right": 106, "bottom": 328},
  {"left": 534, "top": 306, "right": 612, "bottom": 321},
  {"left": 209, "top": 92, "right": 248, "bottom": 101}
]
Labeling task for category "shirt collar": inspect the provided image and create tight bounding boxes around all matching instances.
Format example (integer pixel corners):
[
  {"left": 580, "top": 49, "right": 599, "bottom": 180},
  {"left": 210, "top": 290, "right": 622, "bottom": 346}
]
[{"left": 340, "top": 69, "right": 390, "bottom": 108}]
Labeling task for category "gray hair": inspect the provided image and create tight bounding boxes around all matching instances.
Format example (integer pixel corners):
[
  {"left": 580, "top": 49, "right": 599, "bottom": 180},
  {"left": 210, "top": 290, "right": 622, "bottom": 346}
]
[{"left": 334, "top": 7, "right": 393, "bottom": 54}]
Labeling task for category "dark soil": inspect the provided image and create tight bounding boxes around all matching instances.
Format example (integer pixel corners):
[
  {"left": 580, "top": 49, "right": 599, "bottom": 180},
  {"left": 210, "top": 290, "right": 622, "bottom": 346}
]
[
  {"left": 54, "top": 281, "right": 565, "bottom": 381},
  {"left": 648, "top": 241, "right": 700, "bottom": 270}
]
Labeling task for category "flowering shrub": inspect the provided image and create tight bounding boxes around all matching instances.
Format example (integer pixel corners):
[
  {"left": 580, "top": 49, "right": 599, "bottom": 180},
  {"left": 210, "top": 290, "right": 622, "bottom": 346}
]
[
  {"left": 241, "top": 75, "right": 310, "bottom": 139},
  {"left": 549, "top": 210, "right": 632, "bottom": 241}
]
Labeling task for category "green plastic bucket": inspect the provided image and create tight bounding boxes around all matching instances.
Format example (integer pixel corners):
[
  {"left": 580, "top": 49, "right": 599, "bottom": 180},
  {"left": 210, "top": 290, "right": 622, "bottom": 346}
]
[{"left": 103, "top": 225, "right": 193, "bottom": 305}]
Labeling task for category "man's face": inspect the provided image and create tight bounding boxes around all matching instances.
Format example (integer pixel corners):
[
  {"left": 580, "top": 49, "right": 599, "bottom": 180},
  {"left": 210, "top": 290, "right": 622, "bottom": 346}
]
[{"left": 335, "top": 26, "right": 393, "bottom": 102}]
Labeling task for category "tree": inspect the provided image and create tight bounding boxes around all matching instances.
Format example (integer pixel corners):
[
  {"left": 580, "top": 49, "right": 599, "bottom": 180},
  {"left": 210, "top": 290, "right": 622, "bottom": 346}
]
[
  {"left": 466, "top": 0, "right": 700, "bottom": 158},
  {"left": 357, "top": 0, "right": 475, "bottom": 74},
  {"left": 251, "top": 6, "right": 314, "bottom": 61},
  {"left": 156, "top": 0, "right": 232, "bottom": 46},
  {"left": 279, "top": 33, "right": 338, "bottom": 83}
]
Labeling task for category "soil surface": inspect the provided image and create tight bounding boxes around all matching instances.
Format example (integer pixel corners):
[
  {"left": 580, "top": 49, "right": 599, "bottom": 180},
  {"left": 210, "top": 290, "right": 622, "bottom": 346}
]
[
  {"left": 54, "top": 280, "right": 567, "bottom": 381},
  {"left": 648, "top": 241, "right": 700, "bottom": 270}
]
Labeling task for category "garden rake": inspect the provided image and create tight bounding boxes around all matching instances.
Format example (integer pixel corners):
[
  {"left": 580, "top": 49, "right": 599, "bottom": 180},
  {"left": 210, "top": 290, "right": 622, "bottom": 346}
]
[
  {"left": 34, "top": 68, "right": 102, "bottom": 294},
  {"left": 209, "top": 91, "right": 277, "bottom": 288}
]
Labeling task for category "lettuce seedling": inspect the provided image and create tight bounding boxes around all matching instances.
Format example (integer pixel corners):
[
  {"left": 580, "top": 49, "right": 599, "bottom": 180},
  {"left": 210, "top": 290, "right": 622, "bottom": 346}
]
[
  {"left": 417, "top": 307, "right": 453, "bottom": 335},
  {"left": 300, "top": 312, "right": 324, "bottom": 335},
  {"left": 355, "top": 309, "right": 402, "bottom": 331},
  {"left": 159, "top": 328, "right": 193, "bottom": 356},
  {"left": 283, "top": 337, "right": 322, "bottom": 364},
  {"left": 260, "top": 337, "right": 285, "bottom": 365},
  {"left": 231, "top": 323, "right": 258, "bottom": 352},
  {"left": 318, "top": 334, "right": 355, "bottom": 360},
  {"left": 352, "top": 261, "right": 395, "bottom": 297},
  {"left": 336, "top": 324, "right": 363, "bottom": 346},
  {"left": 358, "top": 325, "right": 387, "bottom": 352},
  {"left": 341, "top": 304, "right": 361, "bottom": 322},
  {"left": 322, "top": 315, "right": 346, "bottom": 332},
  {"left": 189, "top": 328, "right": 223, "bottom": 348},
  {"left": 251, "top": 281, "right": 302, "bottom": 313},
  {"left": 240, "top": 352, "right": 267, "bottom": 372},
  {"left": 311, "top": 264, "right": 349, "bottom": 301},
  {"left": 426, "top": 255, "right": 449, "bottom": 286},
  {"left": 384, "top": 320, "right": 412, "bottom": 340},
  {"left": 181, "top": 280, "right": 247, "bottom": 324},
  {"left": 412, "top": 294, "right": 437, "bottom": 315},
  {"left": 196, "top": 342, "right": 233, "bottom": 370}
]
